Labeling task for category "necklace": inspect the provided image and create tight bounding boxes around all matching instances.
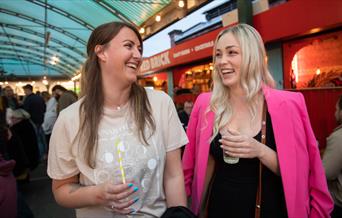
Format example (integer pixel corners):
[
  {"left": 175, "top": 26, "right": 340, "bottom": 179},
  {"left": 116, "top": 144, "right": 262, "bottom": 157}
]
[{"left": 115, "top": 106, "right": 121, "bottom": 111}]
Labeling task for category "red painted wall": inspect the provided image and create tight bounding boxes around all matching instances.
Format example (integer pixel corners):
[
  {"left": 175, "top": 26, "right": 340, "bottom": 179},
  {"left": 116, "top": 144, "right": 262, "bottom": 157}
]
[
  {"left": 254, "top": 0, "right": 342, "bottom": 43},
  {"left": 294, "top": 88, "right": 342, "bottom": 149}
]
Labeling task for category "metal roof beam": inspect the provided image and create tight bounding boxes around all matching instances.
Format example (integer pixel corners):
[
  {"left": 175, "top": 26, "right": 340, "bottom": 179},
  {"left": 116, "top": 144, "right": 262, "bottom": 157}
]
[
  {"left": 0, "top": 48, "right": 76, "bottom": 74},
  {"left": 111, "top": 0, "right": 168, "bottom": 5},
  {"left": 0, "top": 32, "right": 83, "bottom": 66},
  {"left": 0, "top": 41, "right": 80, "bottom": 71},
  {"left": 0, "top": 8, "right": 87, "bottom": 44},
  {"left": 95, "top": 0, "right": 138, "bottom": 28},
  {"left": 1, "top": 23, "right": 85, "bottom": 57},
  {"left": 0, "top": 54, "right": 72, "bottom": 78},
  {"left": 26, "top": 0, "right": 95, "bottom": 30}
]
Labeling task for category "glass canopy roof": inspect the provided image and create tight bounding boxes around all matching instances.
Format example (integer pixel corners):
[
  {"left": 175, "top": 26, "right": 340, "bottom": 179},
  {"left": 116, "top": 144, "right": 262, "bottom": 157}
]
[{"left": 0, "top": 0, "right": 172, "bottom": 80}]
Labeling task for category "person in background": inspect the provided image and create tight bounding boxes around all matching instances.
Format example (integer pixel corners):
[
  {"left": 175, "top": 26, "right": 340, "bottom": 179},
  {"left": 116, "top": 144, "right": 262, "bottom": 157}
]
[
  {"left": 323, "top": 95, "right": 342, "bottom": 218},
  {"left": 47, "top": 21, "right": 188, "bottom": 217},
  {"left": 41, "top": 91, "right": 57, "bottom": 151},
  {"left": 22, "top": 84, "right": 46, "bottom": 161},
  {"left": 51, "top": 85, "right": 77, "bottom": 114},
  {"left": 9, "top": 109, "right": 39, "bottom": 173},
  {"left": 182, "top": 23, "right": 333, "bottom": 217},
  {"left": 3, "top": 86, "right": 19, "bottom": 110},
  {"left": 0, "top": 95, "right": 17, "bottom": 218},
  {"left": 178, "top": 101, "right": 193, "bottom": 131}
]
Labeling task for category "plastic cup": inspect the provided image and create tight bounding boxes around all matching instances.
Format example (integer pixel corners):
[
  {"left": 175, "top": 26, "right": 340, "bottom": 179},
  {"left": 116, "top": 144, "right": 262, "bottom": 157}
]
[
  {"left": 221, "top": 130, "right": 239, "bottom": 164},
  {"left": 112, "top": 165, "right": 142, "bottom": 213},
  {"left": 223, "top": 153, "right": 239, "bottom": 164}
]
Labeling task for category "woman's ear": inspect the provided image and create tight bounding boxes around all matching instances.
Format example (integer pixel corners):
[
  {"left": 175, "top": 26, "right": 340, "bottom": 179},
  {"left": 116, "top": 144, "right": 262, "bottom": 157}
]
[{"left": 95, "top": 45, "right": 106, "bottom": 62}]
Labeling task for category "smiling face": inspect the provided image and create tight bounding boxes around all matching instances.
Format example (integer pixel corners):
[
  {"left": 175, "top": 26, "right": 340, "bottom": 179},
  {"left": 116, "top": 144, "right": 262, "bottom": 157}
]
[
  {"left": 214, "top": 32, "right": 242, "bottom": 89},
  {"left": 96, "top": 26, "right": 142, "bottom": 86}
]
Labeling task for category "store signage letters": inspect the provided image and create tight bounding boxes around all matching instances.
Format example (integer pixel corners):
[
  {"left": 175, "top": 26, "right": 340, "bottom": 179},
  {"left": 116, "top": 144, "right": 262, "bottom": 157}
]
[
  {"left": 140, "top": 27, "right": 224, "bottom": 75},
  {"left": 194, "top": 41, "right": 214, "bottom": 52},
  {"left": 173, "top": 49, "right": 190, "bottom": 58},
  {"left": 141, "top": 51, "right": 170, "bottom": 72}
]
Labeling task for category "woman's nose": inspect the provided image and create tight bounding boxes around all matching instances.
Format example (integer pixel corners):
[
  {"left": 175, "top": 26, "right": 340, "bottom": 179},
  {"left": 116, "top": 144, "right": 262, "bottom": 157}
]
[
  {"left": 133, "top": 47, "right": 142, "bottom": 59},
  {"left": 219, "top": 54, "right": 230, "bottom": 65}
]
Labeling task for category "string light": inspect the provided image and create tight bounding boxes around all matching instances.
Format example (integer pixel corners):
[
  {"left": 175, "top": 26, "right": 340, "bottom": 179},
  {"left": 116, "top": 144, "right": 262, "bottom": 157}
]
[
  {"left": 178, "top": 0, "right": 185, "bottom": 8},
  {"left": 155, "top": 15, "right": 161, "bottom": 22}
]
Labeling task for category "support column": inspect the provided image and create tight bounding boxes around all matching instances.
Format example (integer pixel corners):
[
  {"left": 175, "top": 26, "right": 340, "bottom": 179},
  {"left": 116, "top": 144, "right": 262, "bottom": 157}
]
[
  {"left": 237, "top": 0, "right": 253, "bottom": 25},
  {"left": 167, "top": 70, "right": 174, "bottom": 99}
]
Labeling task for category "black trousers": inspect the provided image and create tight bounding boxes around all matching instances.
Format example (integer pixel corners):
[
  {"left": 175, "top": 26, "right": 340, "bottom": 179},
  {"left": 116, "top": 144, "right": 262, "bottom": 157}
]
[{"left": 331, "top": 204, "right": 342, "bottom": 218}]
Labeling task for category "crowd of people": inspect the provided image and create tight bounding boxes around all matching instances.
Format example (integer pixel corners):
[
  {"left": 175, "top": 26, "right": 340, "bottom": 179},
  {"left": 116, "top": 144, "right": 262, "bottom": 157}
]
[
  {"left": 0, "top": 84, "right": 77, "bottom": 217},
  {"left": 0, "top": 21, "right": 341, "bottom": 218}
]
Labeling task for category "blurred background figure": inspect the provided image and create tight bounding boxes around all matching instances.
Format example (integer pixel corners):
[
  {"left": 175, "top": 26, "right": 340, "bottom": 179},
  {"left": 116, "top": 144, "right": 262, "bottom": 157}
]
[
  {"left": 41, "top": 91, "right": 57, "bottom": 152},
  {"left": 178, "top": 101, "right": 193, "bottom": 131},
  {"left": 3, "top": 86, "right": 19, "bottom": 110},
  {"left": 0, "top": 95, "right": 17, "bottom": 218},
  {"left": 323, "top": 95, "right": 342, "bottom": 218},
  {"left": 9, "top": 109, "right": 39, "bottom": 175},
  {"left": 51, "top": 85, "right": 77, "bottom": 114},
  {"left": 22, "top": 84, "right": 46, "bottom": 161},
  {"left": 178, "top": 101, "right": 193, "bottom": 157}
]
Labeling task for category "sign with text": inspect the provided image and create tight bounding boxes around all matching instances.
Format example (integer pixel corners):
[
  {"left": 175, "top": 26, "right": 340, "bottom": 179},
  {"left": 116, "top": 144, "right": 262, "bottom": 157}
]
[{"left": 140, "top": 27, "right": 224, "bottom": 75}]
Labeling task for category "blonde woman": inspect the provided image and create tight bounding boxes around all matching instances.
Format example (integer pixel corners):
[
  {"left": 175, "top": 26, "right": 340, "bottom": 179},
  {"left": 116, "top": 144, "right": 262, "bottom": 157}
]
[
  {"left": 182, "top": 24, "right": 333, "bottom": 217},
  {"left": 48, "top": 22, "right": 188, "bottom": 217}
]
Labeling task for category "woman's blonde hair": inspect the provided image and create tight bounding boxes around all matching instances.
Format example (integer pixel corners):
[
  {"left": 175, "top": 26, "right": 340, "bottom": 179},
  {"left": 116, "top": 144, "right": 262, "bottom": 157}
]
[
  {"left": 210, "top": 23, "right": 275, "bottom": 140},
  {"left": 77, "top": 22, "right": 155, "bottom": 168}
]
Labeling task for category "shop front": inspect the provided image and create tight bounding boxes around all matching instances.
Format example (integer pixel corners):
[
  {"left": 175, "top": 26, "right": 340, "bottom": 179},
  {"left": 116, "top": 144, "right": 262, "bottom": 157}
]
[
  {"left": 139, "top": 26, "right": 223, "bottom": 108},
  {"left": 140, "top": 0, "right": 342, "bottom": 148}
]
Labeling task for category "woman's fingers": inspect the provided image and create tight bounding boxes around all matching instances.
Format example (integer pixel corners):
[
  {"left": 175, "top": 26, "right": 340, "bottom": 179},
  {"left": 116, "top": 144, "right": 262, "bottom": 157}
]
[
  {"left": 104, "top": 182, "right": 140, "bottom": 213},
  {"left": 107, "top": 183, "right": 139, "bottom": 201},
  {"left": 221, "top": 135, "right": 244, "bottom": 143},
  {"left": 221, "top": 145, "right": 249, "bottom": 154}
]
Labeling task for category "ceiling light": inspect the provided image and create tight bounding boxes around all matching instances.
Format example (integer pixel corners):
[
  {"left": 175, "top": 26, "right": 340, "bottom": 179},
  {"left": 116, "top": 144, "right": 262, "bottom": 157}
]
[
  {"left": 42, "top": 79, "right": 49, "bottom": 85},
  {"left": 155, "top": 15, "right": 161, "bottom": 22},
  {"left": 178, "top": 0, "right": 185, "bottom": 8}
]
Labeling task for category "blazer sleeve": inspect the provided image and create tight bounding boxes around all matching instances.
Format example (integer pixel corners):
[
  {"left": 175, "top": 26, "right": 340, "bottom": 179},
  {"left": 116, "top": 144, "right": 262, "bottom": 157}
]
[
  {"left": 182, "top": 95, "right": 201, "bottom": 196},
  {"left": 298, "top": 93, "right": 334, "bottom": 218}
]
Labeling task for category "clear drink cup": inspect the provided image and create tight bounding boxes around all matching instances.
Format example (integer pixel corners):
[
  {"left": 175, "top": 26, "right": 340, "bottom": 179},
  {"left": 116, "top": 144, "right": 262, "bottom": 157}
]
[
  {"left": 112, "top": 165, "right": 142, "bottom": 214},
  {"left": 221, "top": 129, "right": 239, "bottom": 164}
]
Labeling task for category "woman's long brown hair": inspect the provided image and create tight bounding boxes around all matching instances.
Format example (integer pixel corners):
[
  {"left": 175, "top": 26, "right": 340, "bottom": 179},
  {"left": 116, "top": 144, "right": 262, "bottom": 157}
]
[{"left": 78, "top": 22, "right": 155, "bottom": 168}]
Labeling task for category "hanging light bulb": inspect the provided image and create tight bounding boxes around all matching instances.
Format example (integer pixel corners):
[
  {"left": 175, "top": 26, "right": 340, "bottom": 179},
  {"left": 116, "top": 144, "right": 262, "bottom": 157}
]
[
  {"left": 139, "top": 27, "right": 145, "bottom": 34},
  {"left": 155, "top": 15, "right": 161, "bottom": 22},
  {"left": 178, "top": 0, "right": 185, "bottom": 8}
]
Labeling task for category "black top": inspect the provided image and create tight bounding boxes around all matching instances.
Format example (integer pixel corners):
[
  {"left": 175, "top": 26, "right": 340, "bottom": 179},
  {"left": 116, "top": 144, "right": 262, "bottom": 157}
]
[
  {"left": 178, "top": 110, "right": 190, "bottom": 130},
  {"left": 207, "top": 112, "right": 288, "bottom": 218},
  {"left": 23, "top": 93, "right": 46, "bottom": 125}
]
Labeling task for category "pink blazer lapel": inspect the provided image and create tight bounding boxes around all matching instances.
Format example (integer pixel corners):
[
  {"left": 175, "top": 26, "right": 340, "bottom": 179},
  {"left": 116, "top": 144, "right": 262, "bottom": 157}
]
[{"left": 262, "top": 86, "right": 297, "bottom": 215}]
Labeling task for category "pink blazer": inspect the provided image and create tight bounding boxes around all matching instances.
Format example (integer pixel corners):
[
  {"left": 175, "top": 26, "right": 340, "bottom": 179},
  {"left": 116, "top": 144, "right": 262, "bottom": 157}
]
[{"left": 182, "top": 86, "right": 333, "bottom": 218}]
